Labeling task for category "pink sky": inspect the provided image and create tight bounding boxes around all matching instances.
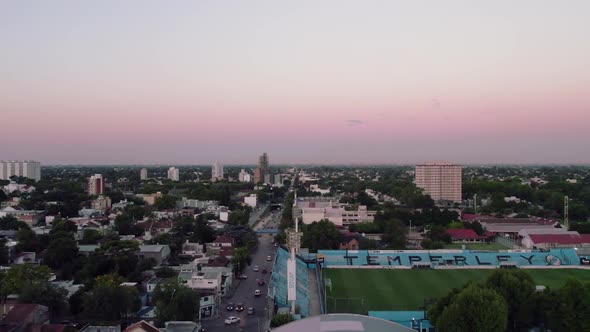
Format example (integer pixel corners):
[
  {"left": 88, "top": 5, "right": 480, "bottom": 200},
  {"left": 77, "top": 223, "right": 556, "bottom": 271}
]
[{"left": 1, "top": 1, "right": 589, "bottom": 164}]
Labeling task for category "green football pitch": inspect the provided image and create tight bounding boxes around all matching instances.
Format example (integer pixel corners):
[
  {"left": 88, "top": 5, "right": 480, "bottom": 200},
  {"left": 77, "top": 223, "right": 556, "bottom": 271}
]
[{"left": 324, "top": 268, "right": 590, "bottom": 314}]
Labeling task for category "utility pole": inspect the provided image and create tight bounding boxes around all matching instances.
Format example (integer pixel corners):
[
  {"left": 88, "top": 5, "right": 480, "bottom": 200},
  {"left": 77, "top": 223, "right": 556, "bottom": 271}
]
[{"left": 564, "top": 196, "right": 569, "bottom": 230}]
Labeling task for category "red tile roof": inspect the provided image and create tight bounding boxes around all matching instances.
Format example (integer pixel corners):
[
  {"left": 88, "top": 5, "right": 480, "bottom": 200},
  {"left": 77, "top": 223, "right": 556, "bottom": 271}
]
[
  {"left": 446, "top": 229, "right": 488, "bottom": 240},
  {"left": 213, "top": 235, "right": 233, "bottom": 244},
  {"left": 528, "top": 234, "right": 590, "bottom": 245},
  {"left": 2, "top": 303, "right": 43, "bottom": 324},
  {"left": 123, "top": 320, "right": 160, "bottom": 332}
]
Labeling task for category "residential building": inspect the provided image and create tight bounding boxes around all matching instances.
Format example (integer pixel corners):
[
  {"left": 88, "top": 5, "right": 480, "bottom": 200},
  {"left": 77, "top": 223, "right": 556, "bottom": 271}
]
[
  {"left": 253, "top": 153, "right": 269, "bottom": 183},
  {"left": 294, "top": 198, "right": 377, "bottom": 226},
  {"left": 123, "top": 320, "right": 159, "bottom": 332},
  {"left": 167, "top": 167, "right": 180, "bottom": 181},
  {"left": 136, "top": 192, "right": 163, "bottom": 205},
  {"left": 219, "top": 206, "right": 229, "bottom": 222},
  {"left": 91, "top": 195, "right": 112, "bottom": 212},
  {"left": 79, "top": 326, "right": 121, "bottom": 332},
  {"left": 112, "top": 199, "right": 134, "bottom": 210},
  {"left": 2, "top": 181, "right": 35, "bottom": 194},
  {"left": 264, "top": 174, "right": 272, "bottom": 184},
  {"left": 1, "top": 304, "right": 49, "bottom": 331},
  {"left": 0, "top": 161, "right": 41, "bottom": 181},
  {"left": 88, "top": 174, "right": 104, "bottom": 196},
  {"left": 244, "top": 194, "right": 257, "bottom": 208},
  {"left": 140, "top": 168, "right": 148, "bottom": 180},
  {"left": 211, "top": 161, "right": 224, "bottom": 182},
  {"left": 175, "top": 198, "right": 218, "bottom": 209},
  {"left": 0, "top": 207, "right": 45, "bottom": 226},
  {"left": 138, "top": 245, "right": 171, "bottom": 264},
  {"left": 415, "top": 162, "right": 462, "bottom": 202},
  {"left": 238, "top": 169, "right": 250, "bottom": 182},
  {"left": 274, "top": 174, "right": 283, "bottom": 187}
]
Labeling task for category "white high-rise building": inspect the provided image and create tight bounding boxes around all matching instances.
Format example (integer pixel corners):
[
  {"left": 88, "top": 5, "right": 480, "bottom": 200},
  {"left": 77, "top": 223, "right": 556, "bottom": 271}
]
[
  {"left": 211, "top": 161, "right": 224, "bottom": 182},
  {"left": 415, "top": 162, "right": 462, "bottom": 202},
  {"left": 0, "top": 161, "right": 41, "bottom": 181},
  {"left": 167, "top": 167, "right": 180, "bottom": 181},
  {"left": 238, "top": 169, "right": 250, "bottom": 182},
  {"left": 88, "top": 174, "right": 105, "bottom": 196},
  {"left": 140, "top": 168, "right": 148, "bottom": 180}
]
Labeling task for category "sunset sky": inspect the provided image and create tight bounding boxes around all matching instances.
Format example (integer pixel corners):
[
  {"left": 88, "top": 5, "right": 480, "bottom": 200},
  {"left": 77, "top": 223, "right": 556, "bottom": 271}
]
[{"left": 1, "top": 1, "right": 589, "bottom": 165}]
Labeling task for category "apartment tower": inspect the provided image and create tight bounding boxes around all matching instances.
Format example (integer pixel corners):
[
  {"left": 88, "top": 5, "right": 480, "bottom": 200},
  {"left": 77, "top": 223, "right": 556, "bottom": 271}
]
[
  {"left": 415, "top": 162, "right": 462, "bottom": 202},
  {"left": 88, "top": 174, "right": 105, "bottom": 196}
]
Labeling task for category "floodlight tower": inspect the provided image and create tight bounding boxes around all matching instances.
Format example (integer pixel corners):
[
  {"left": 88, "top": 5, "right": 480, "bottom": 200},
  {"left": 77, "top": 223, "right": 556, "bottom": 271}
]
[
  {"left": 286, "top": 192, "right": 302, "bottom": 314},
  {"left": 564, "top": 196, "right": 569, "bottom": 230}
]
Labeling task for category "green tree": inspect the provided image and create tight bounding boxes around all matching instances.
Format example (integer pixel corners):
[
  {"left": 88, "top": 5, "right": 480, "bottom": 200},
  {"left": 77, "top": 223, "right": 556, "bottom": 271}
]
[
  {"left": 380, "top": 219, "right": 407, "bottom": 249},
  {"left": 544, "top": 278, "right": 590, "bottom": 332},
  {"left": 231, "top": 247, "right": 252, "bottom": 274},
  {"left": 83, "top": 274, "right": 140, "bottom": 321},
  {"left": 80, "top": 229, "right": 103, "bottom": 244},
  {"left": 434, "top": 284, "right": 508, "bottom": 332},
  {"left": 19, "top": 282, "right": 68, "bottom": 317},
  {"left": 301, "top": 220, "right": 341, "bottom": 252},
  {"left": 0, "top": 215, "right": 29, "bottom": 230},
  {"left": 154, "top": 195, "right": 177, "bottom": 210},
  {"left": 153, "top": 281, "right": 199, "bottom": 323},
  {"left": 271, "top": 313, "right": 295, "bottom": 327},
  {"left": 44, "top": 236, "right": 79, "bottom": 269},
  {"left": 485, "top": 269, "right": 536, "bottom": 331},
  {"left": 0, "top": 239, "right": 9, "bottom": 265},
  {"left": 0, "top": 264, "right": 51, "bottom": 301}
]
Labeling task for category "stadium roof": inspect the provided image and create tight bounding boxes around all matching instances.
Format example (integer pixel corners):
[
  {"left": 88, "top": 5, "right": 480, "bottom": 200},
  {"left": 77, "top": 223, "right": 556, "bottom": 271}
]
[{"left": 272, "top": 314, "right": 415, "bottom": 332}]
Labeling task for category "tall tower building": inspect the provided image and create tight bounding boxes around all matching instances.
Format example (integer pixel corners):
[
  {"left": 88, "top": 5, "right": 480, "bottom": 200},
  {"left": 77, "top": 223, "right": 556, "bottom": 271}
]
[
  {"left": 167, "top": 167, "right": 180, "bottom": 181},
  {"left": 238, "top": 169, "right": 250, "bottom": 182},
  {"left": 211, "top": 161, "right": 224, "bottom": 182},
  {"left": 415, "top": 162, "right": 462, "bottom": 202},
  {"left": 253, "top": 153, "right": 269, "bottom": 183},
  {"left": 140, "top": 168, "right": 148, "bottom": 180},
  {"left": 0, "top": 161, "right": 41, "bottom": 181},
  {"left": 88, "top": 174, "right": 105, "bottom": 196}
]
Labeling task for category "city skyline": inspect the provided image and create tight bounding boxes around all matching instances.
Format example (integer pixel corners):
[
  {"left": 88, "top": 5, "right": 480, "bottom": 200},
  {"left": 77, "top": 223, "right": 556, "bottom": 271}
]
[{"left": 2, "top": 1, "right": 590, "bottom": 164}]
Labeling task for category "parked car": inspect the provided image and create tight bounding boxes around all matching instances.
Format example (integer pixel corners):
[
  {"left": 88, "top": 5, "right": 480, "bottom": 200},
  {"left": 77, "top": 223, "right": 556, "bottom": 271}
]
[
  {"left": 274, "top": 243, "right": 279, "bottom": 247},
  {"left": 226, "top": 303, "right": 234, "bottom": 311},
  {"left": 262, "top": 268, "right": 267, "bottom": 274},
  {"left": 253, "top": 265, "right": 259, "bottom": 272},
  {"left": 238, "top": 274, "right": 248, "bottom": 279},
  {"left": 247, "top": 307, "right": 255, "bottom": 315},
  {"left": 257, "top": 279, "right": 265, "bottom": 286},
  {"left": 225, "top": 317, "right": 240, "bottom": 325},
  {"left": 236, "top": 303, "right": 244, "bottom": 312},
  {"left": 266, "top": 255, "right": 272, "bottom": 261},
  {"left": 254, "top": 289, "right": 261, "bottom": 296}
]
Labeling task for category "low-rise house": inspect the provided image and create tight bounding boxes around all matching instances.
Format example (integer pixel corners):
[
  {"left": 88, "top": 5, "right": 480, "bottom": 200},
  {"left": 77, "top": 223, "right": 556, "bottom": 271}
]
[
  {"left": 123, "top": 320, "right": 159, "bottom": 332},
  {"left": 445, "top": 229, "right": 490, "bottom": 244},
  {"left": 138, "top": 245, "right": 171, "bottom": 265},
  {"left": 1, "top": 304, "right": 49, "bottom": 332},
  {"left": 78, "top": 244, "right": 100, "bottom": 256},
  {"left": 112, "top": 199, "right": 134, "bottom": 210},
  {"left": 13, "top": 252, "right": 36, "bottom": 265},
  {"left": 0, "top": 207, "right": 45, "bottom": 227},
  {"left": 164, "top": 322, "right": 201, "bottom": 332}
]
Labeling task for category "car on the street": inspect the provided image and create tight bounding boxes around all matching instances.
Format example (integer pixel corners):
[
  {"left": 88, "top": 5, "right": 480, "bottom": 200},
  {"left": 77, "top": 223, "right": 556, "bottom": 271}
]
[
  {"left": 225, "top": 316, "right": 240, "bottom": 325},
  {"left": 237, "top": 274, "right": 247, "bottom": 279},
  {"left": 266, "top": 255, "right": 272, "bottom": 261},
  {"left": 274, "top": 243, "right": 279, "bottom": 247},
  {"left": 262, "top": 268, "right": 267, "bottom": 274},
  {"left": 247, "top": 307, "right": 255, "bottom": 315},
  {"left": 226, "top": 303, "right": 234, "bottom": 311},
  {"left": 257, "top": 279, "right": 265, "bottom": 286},
  {"left": 254, "top": 289, "right": 261, "bottom": 296},
  {"left": 236, "top": 303, "right": 244, "bottom": 312},
  {"left": 253, "top": 265, "right": 259, "bottom": 272}
]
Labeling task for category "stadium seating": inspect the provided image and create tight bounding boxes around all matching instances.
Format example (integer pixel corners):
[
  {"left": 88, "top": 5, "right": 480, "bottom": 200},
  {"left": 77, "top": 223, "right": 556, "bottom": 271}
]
[
  {"left": 270, "top": 248, "right": 310, "bottom": 317},
  {"left": 317, "top": 248, "right": 581, "bottom": 268}
]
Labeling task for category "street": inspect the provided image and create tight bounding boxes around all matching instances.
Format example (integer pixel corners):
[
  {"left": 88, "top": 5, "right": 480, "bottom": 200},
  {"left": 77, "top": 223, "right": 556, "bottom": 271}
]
[{"left": 202, "top": 222, "right": 279, "bottom": 332}]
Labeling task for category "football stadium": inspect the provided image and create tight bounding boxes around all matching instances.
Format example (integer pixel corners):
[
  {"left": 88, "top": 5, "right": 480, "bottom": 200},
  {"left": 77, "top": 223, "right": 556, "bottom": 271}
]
[{"left": 270, "top": 247, "right": 590, "bottom": 330}]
